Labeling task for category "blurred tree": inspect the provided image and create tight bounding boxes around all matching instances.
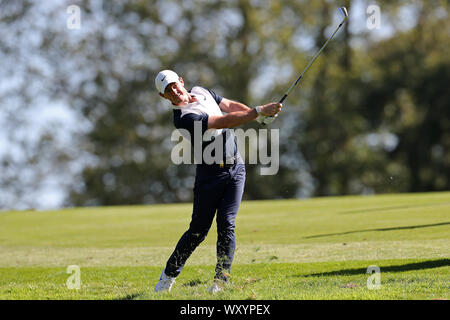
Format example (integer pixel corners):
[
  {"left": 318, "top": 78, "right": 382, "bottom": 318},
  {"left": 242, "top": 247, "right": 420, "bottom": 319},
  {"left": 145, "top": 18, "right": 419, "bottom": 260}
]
[
  {"left": 68, "top": 0, "right": 309, "bottom": 205},
  {"left": 361, "top": 2, "right": 450, "bottom": 192},
  {"left": 0, "top": 0, "right": 448, "bottom": 210},
  {"left": 0, "top": 0, "right": 81, "bottom": 209}
]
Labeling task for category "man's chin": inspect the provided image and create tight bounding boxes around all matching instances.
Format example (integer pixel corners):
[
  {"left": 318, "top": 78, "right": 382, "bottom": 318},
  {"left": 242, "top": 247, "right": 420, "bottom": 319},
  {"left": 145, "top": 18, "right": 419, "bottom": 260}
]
[{"left": 173, "top": 97, "right": 187, "bottom": 106}]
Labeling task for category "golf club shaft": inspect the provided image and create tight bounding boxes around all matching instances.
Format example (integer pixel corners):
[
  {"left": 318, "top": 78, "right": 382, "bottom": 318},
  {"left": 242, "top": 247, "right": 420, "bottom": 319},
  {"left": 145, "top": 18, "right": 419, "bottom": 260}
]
[{"left": 279, "top": 20, "right": 346, "bottom": 104}]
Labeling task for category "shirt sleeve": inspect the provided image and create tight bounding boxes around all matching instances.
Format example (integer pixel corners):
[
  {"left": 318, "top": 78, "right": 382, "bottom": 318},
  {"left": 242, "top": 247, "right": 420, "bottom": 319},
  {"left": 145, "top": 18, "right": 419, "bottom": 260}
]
[
  {"left": 204, "top": 88, "right": 223, "bottom": 105},
  {"left": 175, "top": 112, "right": 209, "bottom": 138}
]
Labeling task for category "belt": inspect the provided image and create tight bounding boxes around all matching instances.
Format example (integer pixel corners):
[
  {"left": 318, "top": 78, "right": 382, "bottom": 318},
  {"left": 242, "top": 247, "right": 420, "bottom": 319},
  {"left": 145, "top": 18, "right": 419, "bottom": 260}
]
[
  {"left": 198, "top": 156, "right": 239, "bottom": 169},
  {"left": 220, "top": 156, "right": 236, "bottom": 168}
]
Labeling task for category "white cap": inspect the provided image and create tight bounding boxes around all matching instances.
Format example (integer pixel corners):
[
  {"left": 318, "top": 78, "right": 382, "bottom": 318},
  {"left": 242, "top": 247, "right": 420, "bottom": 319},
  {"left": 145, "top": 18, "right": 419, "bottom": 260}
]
[{"left": 155, "top": 70, "right": 180, "bottom": 94}]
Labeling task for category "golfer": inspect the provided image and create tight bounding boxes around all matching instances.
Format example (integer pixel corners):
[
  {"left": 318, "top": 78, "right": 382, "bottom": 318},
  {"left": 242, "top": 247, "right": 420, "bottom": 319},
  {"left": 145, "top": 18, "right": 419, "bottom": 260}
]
[{"left": 153, "top": 70, "right": 281, "bottom": 293}]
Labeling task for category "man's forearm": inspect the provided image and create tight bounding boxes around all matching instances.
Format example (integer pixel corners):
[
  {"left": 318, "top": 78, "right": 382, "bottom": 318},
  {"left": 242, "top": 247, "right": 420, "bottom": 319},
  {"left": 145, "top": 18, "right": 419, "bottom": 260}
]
[
  {"left": 208, "top": 109, "right": 258, "bottom": 129},
  {"left": 219, "top": 98, "right": 252, "bottom": 113},
  {"left": 226, "top": 100, "right": 252, "bottom": 112}
]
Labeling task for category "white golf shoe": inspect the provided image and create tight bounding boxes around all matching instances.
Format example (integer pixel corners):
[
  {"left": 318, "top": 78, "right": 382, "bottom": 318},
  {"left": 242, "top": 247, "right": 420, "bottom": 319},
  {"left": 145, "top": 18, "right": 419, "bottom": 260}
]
[
  {"left": 208, "top": 282, "right": 222, "bottom": 294},
  {"left": 208, "top": 279, "right": 228, "bottom": 294},
  {"left": 154, "top": 270, "right": 176, "bottom": 292}
]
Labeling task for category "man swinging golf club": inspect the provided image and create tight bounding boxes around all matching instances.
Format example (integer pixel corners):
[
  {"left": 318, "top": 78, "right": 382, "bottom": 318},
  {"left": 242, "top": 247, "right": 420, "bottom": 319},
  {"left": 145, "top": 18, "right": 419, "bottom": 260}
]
[{"left": 153, "top": 69, "right": 282, "bottom": 293}]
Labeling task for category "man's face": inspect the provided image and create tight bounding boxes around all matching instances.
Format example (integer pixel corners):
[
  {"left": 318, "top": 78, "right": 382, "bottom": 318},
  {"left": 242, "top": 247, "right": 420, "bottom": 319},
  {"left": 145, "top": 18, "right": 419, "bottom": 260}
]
[{"left": 159, "top": 78, "right": 190, "bottom": 106}]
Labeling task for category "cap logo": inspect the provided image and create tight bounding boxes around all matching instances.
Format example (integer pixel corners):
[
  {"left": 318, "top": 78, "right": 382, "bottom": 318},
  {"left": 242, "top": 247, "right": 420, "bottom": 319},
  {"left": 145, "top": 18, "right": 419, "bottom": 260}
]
[{"left": 161, "top": 75, "right": 166, "bottom": 81}]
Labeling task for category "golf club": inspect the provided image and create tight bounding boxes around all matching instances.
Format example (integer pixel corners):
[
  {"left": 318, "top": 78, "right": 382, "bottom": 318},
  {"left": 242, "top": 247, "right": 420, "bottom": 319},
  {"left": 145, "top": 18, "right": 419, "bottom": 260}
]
[
  {"left": 261, "top": 7, "right": 348, "bottom": 125},
  {"left": 278, "top": 7, "right": 348, "bottom": 104}
]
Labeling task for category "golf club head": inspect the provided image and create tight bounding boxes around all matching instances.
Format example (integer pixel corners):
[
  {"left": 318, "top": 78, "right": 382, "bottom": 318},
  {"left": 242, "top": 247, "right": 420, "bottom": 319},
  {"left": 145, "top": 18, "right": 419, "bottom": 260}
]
[{"left": 338, "top": 7, "right": 348, "bottom": 21}]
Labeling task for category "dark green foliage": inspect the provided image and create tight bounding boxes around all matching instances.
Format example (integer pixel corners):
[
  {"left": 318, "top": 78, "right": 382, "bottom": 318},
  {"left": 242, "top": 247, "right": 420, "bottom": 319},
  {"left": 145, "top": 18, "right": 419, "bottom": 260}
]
[{"left": 0, "top": 0, "right": 448, "bottom": 208}]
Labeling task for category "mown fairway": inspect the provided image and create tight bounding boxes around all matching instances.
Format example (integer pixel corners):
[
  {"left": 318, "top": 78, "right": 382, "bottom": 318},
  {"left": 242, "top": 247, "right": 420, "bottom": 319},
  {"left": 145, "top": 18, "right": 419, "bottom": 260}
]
[{"left": 0, "top": 192, "right": 449, "bottom": 299}]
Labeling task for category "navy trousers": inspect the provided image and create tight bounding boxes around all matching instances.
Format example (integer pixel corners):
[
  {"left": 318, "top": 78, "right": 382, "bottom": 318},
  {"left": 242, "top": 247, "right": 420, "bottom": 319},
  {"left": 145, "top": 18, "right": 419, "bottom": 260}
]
[{"left": 164, "top": 163, "right": 245, "bottom": 279}]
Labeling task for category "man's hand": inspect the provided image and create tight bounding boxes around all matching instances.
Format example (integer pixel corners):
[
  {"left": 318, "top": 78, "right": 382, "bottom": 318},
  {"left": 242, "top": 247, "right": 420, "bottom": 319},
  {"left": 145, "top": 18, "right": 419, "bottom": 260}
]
[
  {"left": 255, "top": 102, "right": 282, "bottom": 125},
  {"left": 256, "top": 114, "right": 278, "bottom": 125},
  {"left": 260, "top": 102, "right": 282, "bottom": 116},
  {"left": 255, "top": 115, "right": 266, "bottom": 124},
  {"left": 263, "top": 114, "right": 277, "bottom": 125}
]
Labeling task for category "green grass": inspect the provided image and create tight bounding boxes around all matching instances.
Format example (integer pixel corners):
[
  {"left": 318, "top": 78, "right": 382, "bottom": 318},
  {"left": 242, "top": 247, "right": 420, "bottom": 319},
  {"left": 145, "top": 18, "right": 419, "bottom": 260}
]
[{"left": 0, "top": 192, "right": 449, "bottom": 299}]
